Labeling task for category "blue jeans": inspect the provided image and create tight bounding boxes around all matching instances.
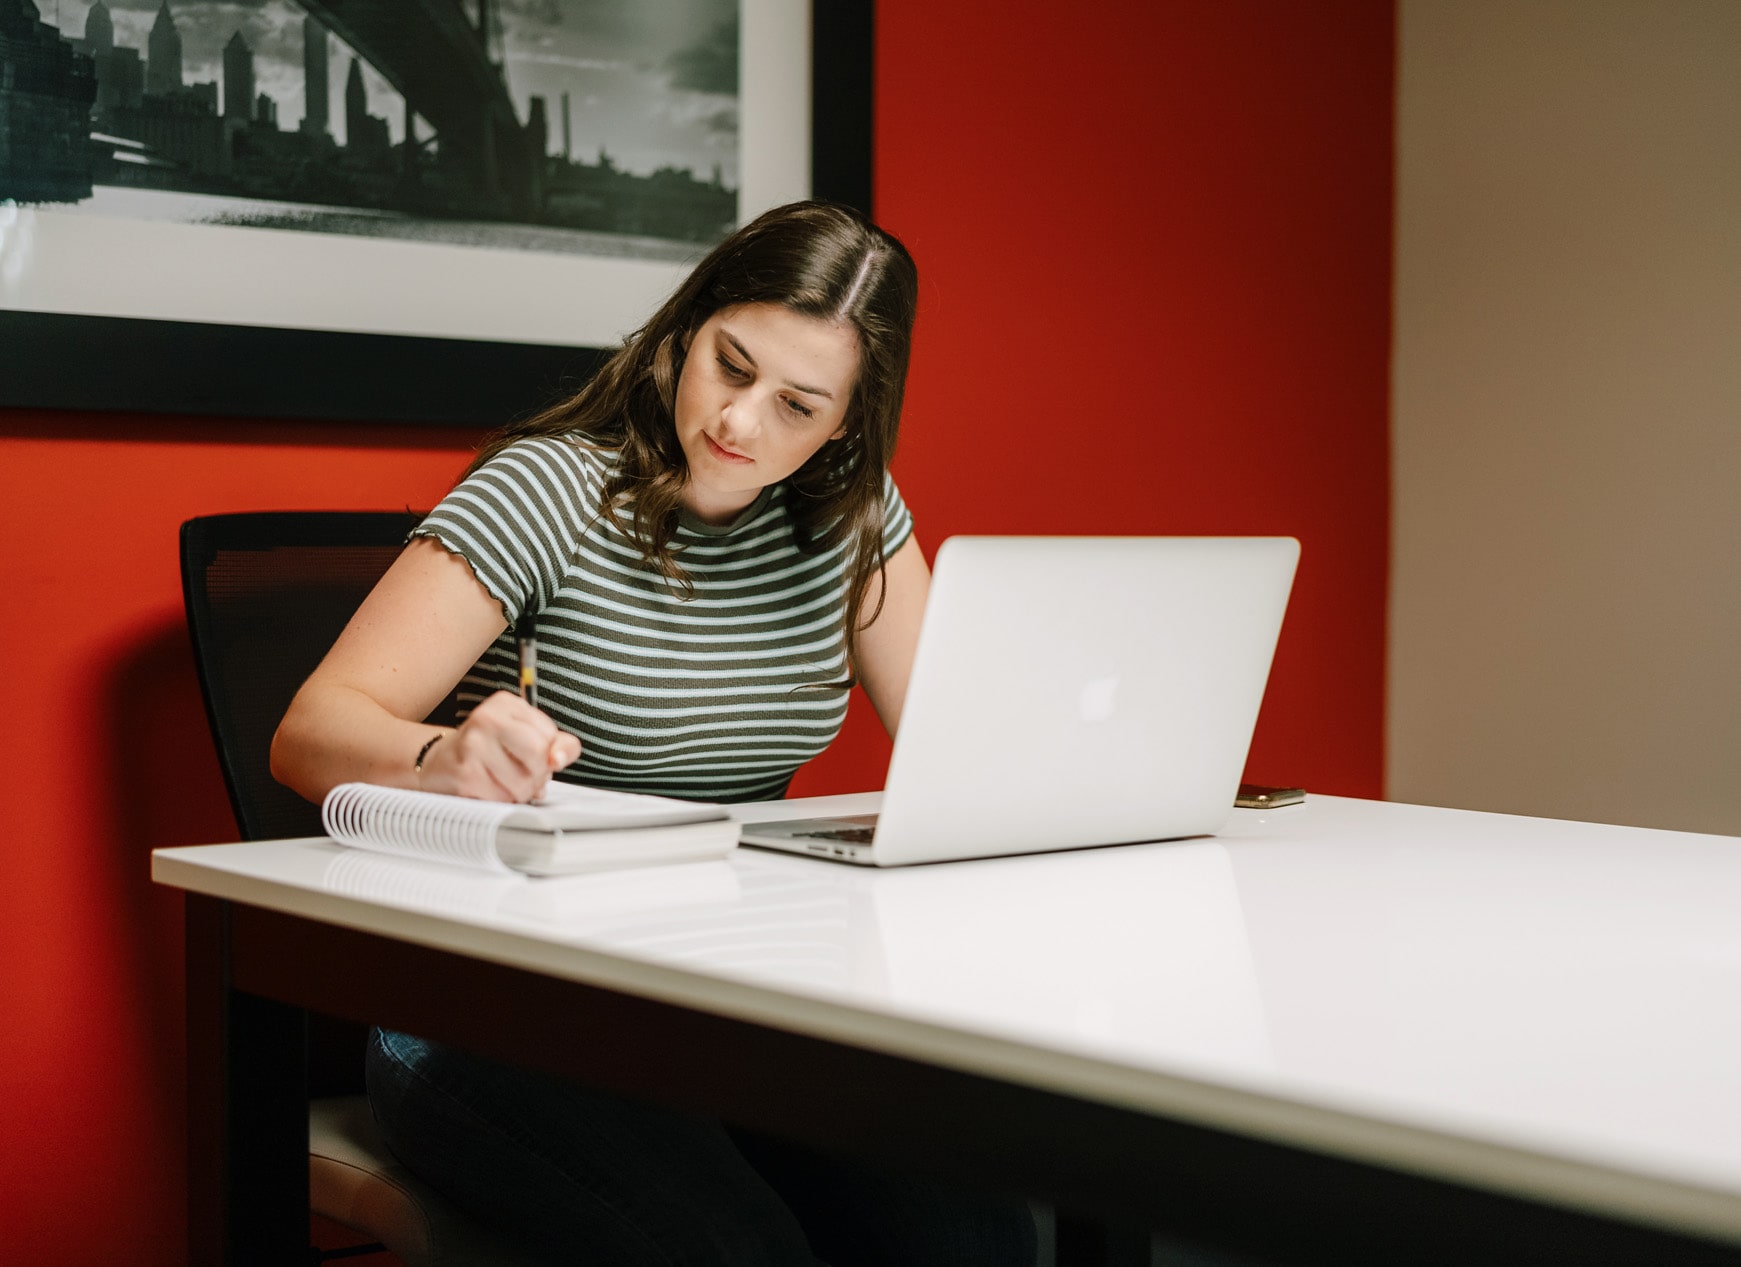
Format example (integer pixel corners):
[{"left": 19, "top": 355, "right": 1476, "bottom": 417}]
[{"left": 367, "top": 1028, "right": 1038, "bottom": 1266}]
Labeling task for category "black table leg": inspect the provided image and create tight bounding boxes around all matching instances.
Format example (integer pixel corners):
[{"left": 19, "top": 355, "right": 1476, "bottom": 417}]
[{"left": 185, "top": 895, "right": 310, "bottom": 1267}]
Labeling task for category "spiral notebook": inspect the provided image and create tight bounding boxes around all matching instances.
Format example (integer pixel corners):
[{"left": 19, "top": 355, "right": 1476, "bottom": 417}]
[{"left": 320, "top": 781, "right": 737, "bottom": 876}]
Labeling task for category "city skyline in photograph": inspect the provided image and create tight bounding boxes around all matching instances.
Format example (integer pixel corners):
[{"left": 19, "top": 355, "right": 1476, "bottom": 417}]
[
  {"left": 56, "top": 0, "right": 739, "bottom": 181},
  {"left": 2, "top": 0, "right": 742, "bottom": 254}
]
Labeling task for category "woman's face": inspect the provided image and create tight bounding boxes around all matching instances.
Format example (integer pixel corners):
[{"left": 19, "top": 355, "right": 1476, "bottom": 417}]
[{"left": 674, "top": 302, "right": 860, "bottom": 526}]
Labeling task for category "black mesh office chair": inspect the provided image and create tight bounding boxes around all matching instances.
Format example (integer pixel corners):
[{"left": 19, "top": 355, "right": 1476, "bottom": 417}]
[{"left": 180, "top": 511, "right": 553, "bottom": 1267}]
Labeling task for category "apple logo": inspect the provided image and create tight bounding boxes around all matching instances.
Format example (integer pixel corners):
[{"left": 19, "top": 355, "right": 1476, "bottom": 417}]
[{"left": 1078, "top": 675, "right": 1119, "bottom": 722}]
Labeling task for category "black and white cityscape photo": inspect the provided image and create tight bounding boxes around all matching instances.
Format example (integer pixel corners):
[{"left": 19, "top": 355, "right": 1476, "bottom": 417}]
[{"left": 0, "top": 0, "right": 740, "bottom": 259}]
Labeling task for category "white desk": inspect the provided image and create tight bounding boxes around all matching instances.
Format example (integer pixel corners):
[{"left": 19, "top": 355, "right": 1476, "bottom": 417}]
[{"left": 153, "top": 794, "right": 1741, "bottom": 1265}]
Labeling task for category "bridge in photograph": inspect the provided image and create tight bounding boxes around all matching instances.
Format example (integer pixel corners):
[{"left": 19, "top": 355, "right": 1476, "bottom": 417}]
[{"left": 298, "top": 0, "right": 537, "bottom": 213}]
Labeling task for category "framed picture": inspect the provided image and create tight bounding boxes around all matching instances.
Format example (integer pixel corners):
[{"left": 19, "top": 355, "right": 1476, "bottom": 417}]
[{"left": 0, "top": 0, "right": 872, "bottom": 425}]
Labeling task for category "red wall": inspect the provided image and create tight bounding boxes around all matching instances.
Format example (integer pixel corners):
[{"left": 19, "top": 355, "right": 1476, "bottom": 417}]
[
  {"left": 0, "top": 419, "right": 478, "bottom": 1264},
  {"left": 800, "top": 0, "right": 1393, "bottom": 801},
  {"left": 0, "top": 3, "right": 1390, "bottom": 1260}
]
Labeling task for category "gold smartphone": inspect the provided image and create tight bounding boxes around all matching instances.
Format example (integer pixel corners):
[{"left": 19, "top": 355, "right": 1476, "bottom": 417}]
[{"left": 1235, "top": 783, "right": 1306, "bottom": 809}]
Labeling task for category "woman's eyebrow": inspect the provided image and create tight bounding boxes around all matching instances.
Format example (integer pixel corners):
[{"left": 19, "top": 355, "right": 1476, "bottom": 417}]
[{"left": 720, "top": 328, "right": 836, "bottom": 400}]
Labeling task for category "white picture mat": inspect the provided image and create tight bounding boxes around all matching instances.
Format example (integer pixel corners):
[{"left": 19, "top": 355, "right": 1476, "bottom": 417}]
[{"left": 0, "top": 0, "right": 810, "bottom": 349}]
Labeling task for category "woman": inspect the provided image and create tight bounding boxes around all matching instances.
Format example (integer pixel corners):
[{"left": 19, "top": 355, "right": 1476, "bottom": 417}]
[{"left": 272, "top": 201, "right": 1037, "bottom": 1266}]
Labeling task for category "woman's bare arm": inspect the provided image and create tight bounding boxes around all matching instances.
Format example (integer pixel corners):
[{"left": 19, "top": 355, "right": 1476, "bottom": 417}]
[
  {"left": 270, "top": 537, "right": 580, "bottom": 804},
  {"left": 853, "top": 535, "right": 931, "bottom": 738}
]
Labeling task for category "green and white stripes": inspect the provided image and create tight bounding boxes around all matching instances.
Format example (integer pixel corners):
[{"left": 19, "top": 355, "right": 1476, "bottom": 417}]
[{"left": 416, "top": 436, "right": 912, "bottom": 803}]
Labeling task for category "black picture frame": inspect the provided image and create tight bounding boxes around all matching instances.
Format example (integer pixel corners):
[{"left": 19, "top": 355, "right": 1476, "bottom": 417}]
[{"left": 0, "top": 1, "right": 873, "bottom": 428}]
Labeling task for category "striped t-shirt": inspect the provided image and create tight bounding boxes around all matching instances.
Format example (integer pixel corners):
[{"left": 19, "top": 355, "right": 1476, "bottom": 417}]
[{"left": 414, "top": 435, "right": 914, "bottom": 803}]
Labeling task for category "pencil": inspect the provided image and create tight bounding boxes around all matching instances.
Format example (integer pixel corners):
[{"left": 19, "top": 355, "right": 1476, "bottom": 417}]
[{"left": 515, "top": 610, "right": 539, "bottom": 710}]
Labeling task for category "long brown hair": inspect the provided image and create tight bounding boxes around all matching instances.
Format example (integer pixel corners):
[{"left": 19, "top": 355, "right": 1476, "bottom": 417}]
[{"left": 468, "top": 200, "right": 919, "bottom": 684}]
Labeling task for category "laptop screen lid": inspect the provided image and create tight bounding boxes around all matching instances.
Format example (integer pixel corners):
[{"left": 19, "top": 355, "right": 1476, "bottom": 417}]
[{"left": 866, "top": 535, "right": 1299, "bottom": 866}]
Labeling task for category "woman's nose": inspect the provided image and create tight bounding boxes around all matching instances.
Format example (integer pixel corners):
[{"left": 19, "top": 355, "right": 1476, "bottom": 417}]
[{"left": 720, "top": 394, "right": 759, "bottom": 439}]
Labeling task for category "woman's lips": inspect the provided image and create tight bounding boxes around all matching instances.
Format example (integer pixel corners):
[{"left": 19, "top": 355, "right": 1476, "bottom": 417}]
[{"left": 704, "top": 432, "right": 753, "bottom": 464}]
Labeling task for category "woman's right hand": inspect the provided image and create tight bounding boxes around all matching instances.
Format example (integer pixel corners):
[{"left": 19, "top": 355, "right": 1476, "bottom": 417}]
[
  {"left": 415, "top": 690, "right": 582, "bottom": 803},
  {"left": 272, "top": 539, "right": 583, "bottom": 805}
]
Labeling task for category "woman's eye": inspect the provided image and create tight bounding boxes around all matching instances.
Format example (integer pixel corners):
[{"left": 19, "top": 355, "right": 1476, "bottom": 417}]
[
  {"left": 716, "top": 355, "right": 747, "bottom": 379},
  {"left": 783, "top": 396, "right": 815, "bottom": 420}
]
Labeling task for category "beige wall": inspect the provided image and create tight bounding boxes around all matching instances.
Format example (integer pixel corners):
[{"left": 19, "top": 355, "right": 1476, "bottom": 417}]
[{"left": 1389, "top": 0, "right": 1741, "bottom": 834}]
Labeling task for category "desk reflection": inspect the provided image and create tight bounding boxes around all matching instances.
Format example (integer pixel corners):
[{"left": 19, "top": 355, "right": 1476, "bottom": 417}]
[
  {"left": 320, "top": 850, "right": 743, "bottom": 928},
  {"left": 320, "top": 839, "right": 1275, "bottom": 1075},
  {"left": 828, "top": 842, "right": 1274, "bottom": 1074}
]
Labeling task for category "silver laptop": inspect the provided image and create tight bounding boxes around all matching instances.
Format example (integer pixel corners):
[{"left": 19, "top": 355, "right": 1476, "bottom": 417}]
[{"left": 740, "top": 535, "right": 1299, "bottom": 866}]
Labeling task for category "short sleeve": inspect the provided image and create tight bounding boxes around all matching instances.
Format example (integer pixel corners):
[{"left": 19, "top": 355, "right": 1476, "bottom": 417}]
[
  {"left": 881, "top": 471, "right": 915, "bottom": 558},
  {"left": 412, "top": 437, "right": 604, "bottom": 624}
]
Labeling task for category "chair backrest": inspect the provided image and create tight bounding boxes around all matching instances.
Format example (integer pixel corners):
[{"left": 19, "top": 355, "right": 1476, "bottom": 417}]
[
  {"left": 180, "top": 511, "right": 450, "bottom": 842},
  {"left": 181, "top": 511, "right": 468, "bottom": 1097}
]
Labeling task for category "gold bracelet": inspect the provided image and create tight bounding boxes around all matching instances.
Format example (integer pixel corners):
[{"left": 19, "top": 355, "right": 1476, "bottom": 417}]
[{"left": 413, "top": 733, "right": 446, "bottom": 772}]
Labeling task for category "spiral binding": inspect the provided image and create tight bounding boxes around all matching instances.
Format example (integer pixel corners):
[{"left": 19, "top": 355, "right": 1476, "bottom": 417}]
[{"left": 322, "top": 782, "right": 519, "bottom": 872}]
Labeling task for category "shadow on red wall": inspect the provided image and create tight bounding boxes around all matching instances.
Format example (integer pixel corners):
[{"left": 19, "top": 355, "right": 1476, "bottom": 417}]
[{"left": 98, "top": 618, "right": 238, "bottom": 1263}]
